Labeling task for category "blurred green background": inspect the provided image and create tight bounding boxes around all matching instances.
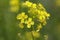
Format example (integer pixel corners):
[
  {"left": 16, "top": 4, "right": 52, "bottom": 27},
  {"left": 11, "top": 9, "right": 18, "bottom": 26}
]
[{"left": 0, "top": 0, "right": 60, "bottom": 40}]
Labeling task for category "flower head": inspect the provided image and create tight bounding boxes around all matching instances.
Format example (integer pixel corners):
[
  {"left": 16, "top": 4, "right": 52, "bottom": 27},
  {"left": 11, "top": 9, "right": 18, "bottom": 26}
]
[
  {"left": 32, "top": 3, "right": 37, "bottom": 8},
  {"left": 10, "top": 6, "right": 19, "bottom": 12},
  {"left": 19, "top": 23, "right": 24, "bottom": 29},
  {"left": 36, "top": 24, "right": 42, "bottom": 32},
  {"left": 23, "top": 1, "right": 32, "bottom": 7},
  {"left": 9, "top": 0, "right": 19, "bottom": 6},
  {"left": 17, "top": 12, "right": 28, "bottom": 20},
  {"left": 17, "top": 12, "right": 28, "bottom": 23},
  {"left": 32, "top": 31, "right": 40, "bottom": 38},
  {"left": 38, "top": 15, "right": 45, "bottom": 22},
  {"left": 25, "top": 18, "right": 34, "bottom": 28},
  {"left": 9, "top": 0, "right": 19, "bottom": 12}
]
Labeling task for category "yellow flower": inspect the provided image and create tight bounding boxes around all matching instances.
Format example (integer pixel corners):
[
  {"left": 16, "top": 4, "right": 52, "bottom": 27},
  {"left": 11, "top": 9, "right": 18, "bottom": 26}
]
[
  {"left": 32, "top": 31, "right": 40, "bottom": 38},
  {"left": 25, "top": 18, "right": 34, "bottom": 28},
  {"left": 16, "top": 12, "right": 28, "bottom": 23},
  {"left": 23, "top": 1, "right": 32, "bottom": 7},
  {"left": 45, "top": 13, "right": 50, "bottom": 19},
  {"left": 38, "top": 15, "right": 45, "bottom": 22},
  {"left": 17, "top": 12, "right": 28, "bottom": 20},
  {"left": 44, "top": 34, "right": 48, "bottom": 40},
  {"left": 43, "top": 21, "right": 47, "bottom": 25},
  {"left": 25, "top": 32, "right": 33, "bottom": 40},
  {"left": 36, "top": 24, "right": 42, "bottom": 32},
  {"left": 37, "top": 10, "right": 40, "bottom": 14},
  {"left": 32, "top": 3, "right": 37, "bottom": 8},
  {"left": 38, "top": 3, "right": 45, "bottom": 10},
  {"left": 28, "top": 8, "right": 38, "bottom": 15},
  {"left": 10, "top": 6, "right": 19, "bottom": 12},
  {"left": 39, "top": 11, "right": 50, "bottom": 19},
  {"left": 9, "top": 0, "right": 19, "bottom": 6},
  {"left": 19, "top": 23, "right": 24, "bottom": 29},
  {"left": 20, "top": 19, "right": 25, "bottom": 23},
  {"left": 38, "top": 11, "right": 45, "bottom": 15}
]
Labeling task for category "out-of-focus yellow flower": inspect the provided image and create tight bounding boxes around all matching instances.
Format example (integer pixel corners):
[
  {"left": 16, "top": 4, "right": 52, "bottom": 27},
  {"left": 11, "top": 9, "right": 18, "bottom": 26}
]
[
  {"left": 25, "top": 32, "right": 33, "bottom": 40},
  {"left": 28, "top": 8, "right": 36, "bottom": 14},
  {"left": 38, "top": 3, "right": 45, "bottom": 10},
  {"left": 25, "top": 18, "right": 34, "bottom": 28},
  {"left": 23, "top": 1, "right": 32, "bottom": 7},
  {"left": 43, "top": 21, "right": 47, "bottom": 25},
  {"left": 44, "top": 34, "right": 48, "bottom": 40},
  {"left": 47, "top": 13, "right": 50, "bottom": 17},
  {"left": 10, "top": 6, "right": 19, "bottom": 12},
  {"left": 17, "top": 12, "right": 28, "bottom": 20},
  {"left": 19, "top": 23, "right": 24, "bottom": 29},
  {"left": 32, "top": 31, "right": 40, "bottom": 38},
  {"left": 36, "top": 24, "right": 42, "bottom": 32},
  {"left": 9, "top": 0, "right": 19, "bottom": 12},
  {"left": 38, "top": 15, "right": 45, "bottom": 22},
  {"left": 9, "top": 0, "right": 19, "bottom": 6},
  {"left": 20, "top": 19, "right": 25, "bottom": 23},
  {"left": 28, "top": 8, "right": 38, "bottom": 15},
  {"left": 46, "top": 13, "right": 50, "bottom": 19},
  {"left": 37, "top": 10, "right": 40, "bottom": 14},
  {"left": 32, "top": 3, "right": 37, "bottom": 8}
]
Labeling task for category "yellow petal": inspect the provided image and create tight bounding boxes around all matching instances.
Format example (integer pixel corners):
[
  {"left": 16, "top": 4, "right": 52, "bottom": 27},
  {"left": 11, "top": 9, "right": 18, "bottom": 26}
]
[
  {"left": 25, "top": 1, "right": 32, "bottom": 7},
  {"left": 32, "top": 3, "right": 37, "bottom": 8},
  {"left": 21, "top": 19, "right": 25, "bottom": 23},
  {"left": 19, "top": 23, "right": 24, "bottom": 29},
  {"left": 9, "top": 0, "right": 19, "bottom": 6},
  {"left": 25, "top": 15, "right": 28, "bottom": 19},
  {"left": 27, "top": 24, "right": 31, "bottom": 28},
  {"left": 32, "top": 31, "right": 40, "bottom": 38},
  {"left": 36, "top": 24, "right": 42, "bottom": 32},
  {"left": 23, "top": 1, "right": 32, "bottom": 7},
  {"left": 28, "top": 18, "right": 32, "bottom": 21},
  {"left": 16, "top": 14, "right": 22, "bottom": 20},
  {"left": 31, "top": 21, "right": 34, "bottom": 25},
  {"left": 43, "top": 21, "right": 47, "bottom": 25},
  {"left": 21, "top": 12, "right": 25, "bottom": 16},
  {"left": 10, "top": 6, "right": 19, "bottom": 12}
]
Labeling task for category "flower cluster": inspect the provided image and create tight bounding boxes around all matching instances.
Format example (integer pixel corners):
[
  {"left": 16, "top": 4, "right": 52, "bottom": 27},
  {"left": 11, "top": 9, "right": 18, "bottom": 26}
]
[
  {"left": 17, "top": 12, "right": 34, "bottom": 28},
  {"left": 9, "top": 0, "right": 19, "bottom": 12},
  {"left": 16, "top": 1, "right": 50, "bottom": 38}
]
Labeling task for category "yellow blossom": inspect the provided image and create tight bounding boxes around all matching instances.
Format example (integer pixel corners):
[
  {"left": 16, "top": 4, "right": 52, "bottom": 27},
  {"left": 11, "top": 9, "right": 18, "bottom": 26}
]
[
  {"left": 25, "top": 18, "right": 34, "bottom": 28},
  {"left": 36, "top": 24, "right": 42, "bottom": 32},
  {"left": 19, "top": 23, "right": 24, "bottom": 29},
  {"left": 23, "top": 1, "right": 32, "bottom": 7},
  {"left": 43, "top": 21, "right": 47, "bottom": 25},
  {"left": 46, "top": 13, "right": 50, "bottom": 17},
  {"left": 38, "top": 3, "right": 45, "bottom": 10},
  {"left": 32, "top": 3, "right": 37, "bottom": 8},
  {"left": 25, "top": 32, "right": 33, "bottom": 40},
  {"left": 28, "top": 8, "right": 38, "bottom": 15},
  {"left": 32, "top": 31, "right": 40, "bottom": 38},
  {"left": 10, "top": 6, "right": 19, "bottom": 12},
  {"left": 37, "top": 10, "right": 40, "bottom": 14},
  {"left": 43, "top": 11, "right": 50, "bottom": 19},
  {"left": 45, "top": 13, "right": 50, "bottom": 19},
  {"left": 39, "top": 11, "right": 45, "bottom": 15},
  {"left": 20, "top": 19, "right": 25, "bottom": 23},
  {"left": 9, "top": 0, "right": 19, "bottom": 6},
  {"left": 16, "top": 12, "right": 28, "bottom": 20},
  {"left": 44, "top": 34, "right": 48, "bottom": 40},
  {"left": 38, "top": 15, "right": 45, "bottom": 22}
]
